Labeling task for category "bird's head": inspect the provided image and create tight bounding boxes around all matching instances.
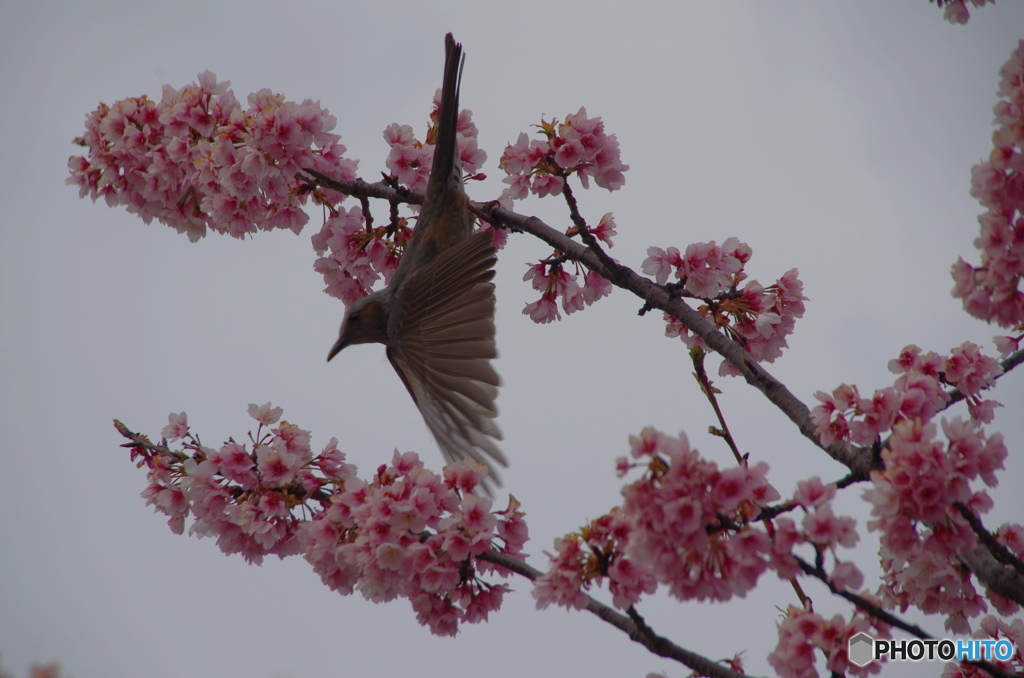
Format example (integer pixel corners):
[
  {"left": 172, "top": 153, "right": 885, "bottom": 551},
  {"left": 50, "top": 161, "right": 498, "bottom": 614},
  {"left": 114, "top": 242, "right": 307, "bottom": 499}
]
[{"left": 327, "top": 293, "right": 389, "bottom": 361}]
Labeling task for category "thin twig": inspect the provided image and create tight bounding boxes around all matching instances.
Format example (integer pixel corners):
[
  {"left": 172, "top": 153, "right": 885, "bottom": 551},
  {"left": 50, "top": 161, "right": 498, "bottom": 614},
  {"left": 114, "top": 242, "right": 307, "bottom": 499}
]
[
  {"left": 794, "top": 556, "right": 928, "bottom": 638},
  {"left": 560, "top": 180, "right": 620, "bottom": 276},
  {"left": 690, "top": 347, "right": 745, "bottom": 466},
  {"left": 690, "top": 348, "right": 809, "bottom": 607}
]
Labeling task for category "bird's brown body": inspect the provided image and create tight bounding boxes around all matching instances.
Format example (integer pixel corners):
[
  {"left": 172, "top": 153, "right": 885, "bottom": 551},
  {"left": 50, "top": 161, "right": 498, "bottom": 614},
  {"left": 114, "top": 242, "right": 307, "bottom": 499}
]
[{"left": 328, "top": 34, "right": 506, "bottom": 490}]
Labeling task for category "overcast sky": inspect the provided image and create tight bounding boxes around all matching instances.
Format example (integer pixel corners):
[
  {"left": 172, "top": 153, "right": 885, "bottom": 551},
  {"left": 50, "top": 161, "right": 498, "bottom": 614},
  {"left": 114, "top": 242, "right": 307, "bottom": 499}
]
[{"left": 2, "top": 2, "right": 1023, "bottom": 677}]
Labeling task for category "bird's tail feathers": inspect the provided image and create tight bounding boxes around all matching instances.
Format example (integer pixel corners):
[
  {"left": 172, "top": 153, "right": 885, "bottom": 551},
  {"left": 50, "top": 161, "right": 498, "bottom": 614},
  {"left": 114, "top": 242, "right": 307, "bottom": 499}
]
[{"left": 429, "top": 33, "right": 464, "bottom": 195}]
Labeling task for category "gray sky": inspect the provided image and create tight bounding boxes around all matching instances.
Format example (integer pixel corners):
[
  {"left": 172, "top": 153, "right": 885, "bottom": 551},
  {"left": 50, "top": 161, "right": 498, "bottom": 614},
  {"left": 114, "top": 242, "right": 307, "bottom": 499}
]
[{"left": 2, "top": 1, "right": 1023, "bottom": 677}]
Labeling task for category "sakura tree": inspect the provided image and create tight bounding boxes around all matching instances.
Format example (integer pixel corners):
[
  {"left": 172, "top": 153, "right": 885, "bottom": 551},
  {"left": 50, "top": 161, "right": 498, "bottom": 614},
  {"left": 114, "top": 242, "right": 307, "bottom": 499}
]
[{"left": 66, "top": 6, "right": 1023, "bottom": 678}]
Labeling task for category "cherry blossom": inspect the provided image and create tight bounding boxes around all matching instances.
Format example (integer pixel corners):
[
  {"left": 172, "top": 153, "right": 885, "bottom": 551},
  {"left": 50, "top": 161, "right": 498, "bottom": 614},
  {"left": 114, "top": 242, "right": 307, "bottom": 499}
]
[
  {"left": 643, "top": 240, "right": 807, "bottom": 371},
  {"left": 953, "top": 40, "right": 1024, "bottom": 326},
  {"left": 128, "top": 406, "right": 525, "bottom": 637},
  {"left": 813, "top": 342, "right": 1004, "bottom": 453},
  {"left": 67, "top": 72, "right": 355, "bottom": 243},
  {"left": 383, "top": 95, "right": 487, "bottom": 194},
  {"left": 768, "top": 606, "right": 886, "bottom": 678},
  {"left": 310, "top": 205, "right": 403, "bottom": 304},
  {"left": 521, "top": 259, "right": 612, "bottom": 323},
  {"left": 858, "top": 413, "right": 1008, "bottom": 632},
  {"left": 498, "top": 107, "right": 629, "bottom": 200},
  {"left": 161, "top": 411, "right": 189, "bottom": 441}
]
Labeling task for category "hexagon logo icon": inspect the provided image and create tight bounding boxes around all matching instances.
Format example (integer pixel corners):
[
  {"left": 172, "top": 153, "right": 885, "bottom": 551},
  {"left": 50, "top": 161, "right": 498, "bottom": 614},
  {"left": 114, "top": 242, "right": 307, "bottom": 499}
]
[{"left": 848, "top": 632, "right": 875, "bottom": 667}]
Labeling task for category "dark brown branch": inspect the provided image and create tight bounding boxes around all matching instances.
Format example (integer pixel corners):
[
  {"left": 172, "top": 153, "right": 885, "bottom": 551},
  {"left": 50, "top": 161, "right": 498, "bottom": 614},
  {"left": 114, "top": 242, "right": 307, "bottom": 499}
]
[
  {"left": 957, "top": 544, "right": 1024, "bottom": 607},
  {"left": 559, "top": 180, "right": 621, "bottom": 277},
  {"left": 953, "top": 502, "right": 1024, "bottom": 574},
  {"left": 478, "top": 552, "right": 755, "bottom": 678},
  {"left": 302, "top": 170, "right": 421, "bottom": 206},
  {"left": 794, "top": 556, "right": 930, "bottom": 638},
  {"left": 691, "top": 347, "right": 745, "bottom": 466},
  {"left": 478, "top": 202, "right": 876, "bottom": 478},
  {"left": 359, "top": 194, "right": 373, "bottom": 229},
  {"left": 795, "top": 557, "right": 1018, "bottom": 678}
]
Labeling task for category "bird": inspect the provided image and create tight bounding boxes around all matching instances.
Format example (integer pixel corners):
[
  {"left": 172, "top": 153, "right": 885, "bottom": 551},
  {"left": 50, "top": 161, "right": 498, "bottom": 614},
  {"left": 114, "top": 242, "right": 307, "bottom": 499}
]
[{"left": 327, "top": 33, "right": 506, "bottom": 492}]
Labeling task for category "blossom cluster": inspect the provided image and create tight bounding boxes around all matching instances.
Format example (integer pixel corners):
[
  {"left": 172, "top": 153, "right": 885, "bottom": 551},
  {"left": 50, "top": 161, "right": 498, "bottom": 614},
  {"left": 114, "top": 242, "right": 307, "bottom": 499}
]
[
  {"left": 67, "top": 71, "right": 355, "bottom": 242},
  {"left": 532, "top": 511, "right": 658, "bottom": 612},
  {"left": 768, "top": 606, "right": 886, "bottom": 678},
  {"left": 812, "top": 342, "right": 1003, "bottom": 448},
  {"left": 533, "top": 429, "right": 887, "bottom": 675},
  {"left": 536, "top": 430, "right": 859, "bottom": 604},
  {"left": 642, "top": 239, "right": 807, "bottom": 371},
  {"left": 953, "top": 40, "right": 1024, "bottom": 326},
  {"left": 499, "top": 106, "right": 629, "bottom": 200},
  {"left": 932, "top": 0, "right": 996, "bottom": 24},
  {"left": 616, "top": 429, "right": 781, "bottom": 603},
  {"left": 866, "top": 416, "right": 1009, "bottom": 633},
  {"left": 130, "top": 405, "right": 528, "bottom": 636},
  {"left": 521, "top": 215, "right": 616, "bottom": 323},
  {"left": 499, "top": 107, "right": 628, "bottom": 325},
  {"left": 310, "top": 206, "right": 404, "bottom": 304},
  {"left": 813, "top": 343, "right": 1020, "bottom": 633},
  {"left": 67, "top": 75, "right": 630, "bottom": 319}
]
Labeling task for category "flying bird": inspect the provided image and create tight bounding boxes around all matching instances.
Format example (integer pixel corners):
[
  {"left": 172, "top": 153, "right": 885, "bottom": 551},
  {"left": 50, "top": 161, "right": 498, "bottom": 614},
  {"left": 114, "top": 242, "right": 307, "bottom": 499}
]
[{"left": 327, "top": 33, "right": 506, "bottom": 491}]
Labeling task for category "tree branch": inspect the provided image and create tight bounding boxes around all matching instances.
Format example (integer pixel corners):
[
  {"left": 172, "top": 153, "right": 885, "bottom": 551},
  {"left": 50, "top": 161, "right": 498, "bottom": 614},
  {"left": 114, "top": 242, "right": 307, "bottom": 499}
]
[
  {"left": 479, "top": 551, "right": 758, "bottom": 678},
  {"left": 794, "top": 556, "right": 929, "bottom": 639},
  {"left": 794, "top": 556, "right": 1017, "bottom": 678},
  {"left": 953, "top": 502, "right": 1024, "bottom": 575},
  {"left": 957, "top": 544, "right": 1024, "bottom": 608}
]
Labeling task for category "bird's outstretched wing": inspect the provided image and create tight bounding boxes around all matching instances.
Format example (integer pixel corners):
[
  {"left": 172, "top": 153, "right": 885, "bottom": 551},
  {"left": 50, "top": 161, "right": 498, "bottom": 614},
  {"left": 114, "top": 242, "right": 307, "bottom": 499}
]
[{"left": 386, "top": 229, "right": 506, "bottom": 490}]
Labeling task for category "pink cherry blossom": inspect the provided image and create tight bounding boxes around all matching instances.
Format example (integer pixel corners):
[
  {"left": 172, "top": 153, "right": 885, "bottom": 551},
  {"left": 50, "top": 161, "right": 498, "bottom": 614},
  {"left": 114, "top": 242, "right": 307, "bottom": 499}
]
[
  {"left": 310, "top": 206, "right": 403, "bottom": 305},
  {"left": 68, "top": 72, "right": 356, "bottom": 243},
  {"left": 953, "top": 40, "right": 1024, "bottom": 326},
  {"left": 248, "top": 402, "right": 283, "bottom": 426},
  {"left": 641, "top": 246, "right": 682, "bottom": 286},
  {"left": 792, "top": 477, "right": 836, "bottom": 509},
  {"left": 768, "top": 606, "right": 885, "bottom": 678},
  {"left": 617, "top": 429, "right": 779, "bottom": 602},
  {"left": 645, "top": 240, "right": 806, "bottom": 369},
  {"left": 522, "top": 259, "right": 611, "bottom": 324},
  {"left": 129, "top": 405, "right": 523, "bottom": 636},
  {"left": 523, "top": 294, "right": 560, "bottom": 324},
  {"left": 498, "top": 107, "right": 628, "bottom": 200},
  {"left": 591, "top": 212, "right": 618, "bottom": 246},
  {"left": 383, "top": 95, "right": 487, "bottom": 193},
  {"left": 161, "top": 412, "right": 189, "bottom": 441}
]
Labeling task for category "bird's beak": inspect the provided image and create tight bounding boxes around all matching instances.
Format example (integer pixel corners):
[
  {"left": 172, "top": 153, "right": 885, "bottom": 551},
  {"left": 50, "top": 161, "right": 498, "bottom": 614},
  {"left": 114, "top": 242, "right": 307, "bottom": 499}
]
[{"left": 327, "top": 335, "right": 348, "bottom": 362}]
